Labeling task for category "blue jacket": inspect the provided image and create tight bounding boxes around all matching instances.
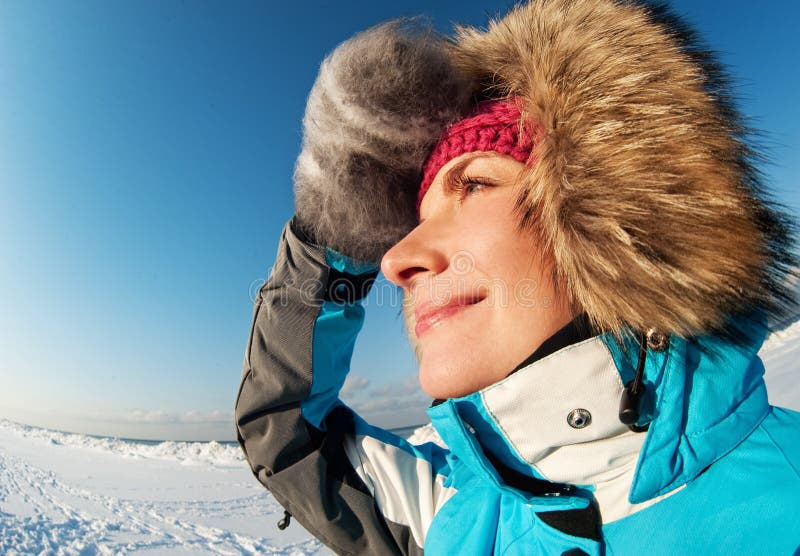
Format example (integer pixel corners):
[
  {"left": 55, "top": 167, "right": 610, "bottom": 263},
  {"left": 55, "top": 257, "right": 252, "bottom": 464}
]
[{"left": 235, "top": 218, "right": 800, "bottom": 555}]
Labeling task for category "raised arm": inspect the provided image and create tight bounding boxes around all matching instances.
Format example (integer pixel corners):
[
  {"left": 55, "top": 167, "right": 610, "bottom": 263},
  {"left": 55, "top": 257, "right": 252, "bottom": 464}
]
[
  {"left": 236, "top": 217, "right": 458, "bottom": 555},
  {"left": 235, "top": 20, "right": 470, "bottom": 555},
  {"left": 236, "top": 215, "right": 405, "bottom": 553}
]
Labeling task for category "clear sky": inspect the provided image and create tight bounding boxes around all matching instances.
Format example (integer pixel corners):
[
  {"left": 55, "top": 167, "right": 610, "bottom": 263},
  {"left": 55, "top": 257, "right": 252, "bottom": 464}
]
[{"left": 2, "top": 1, "right": 798, "bottom": 440}]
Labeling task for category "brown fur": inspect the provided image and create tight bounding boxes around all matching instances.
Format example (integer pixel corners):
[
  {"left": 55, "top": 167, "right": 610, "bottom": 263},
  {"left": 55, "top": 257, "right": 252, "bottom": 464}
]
[{"left": 452, "top": 0, "right": 796, "bottom": 337}]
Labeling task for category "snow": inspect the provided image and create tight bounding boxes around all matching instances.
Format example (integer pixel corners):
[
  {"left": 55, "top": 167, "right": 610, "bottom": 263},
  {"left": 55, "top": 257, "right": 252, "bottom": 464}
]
[
  {"left": 0, "top": 422, "right": 330, "bottom": 555},
  {"left": 1, "top": 324, "right": 798, "bottom": 555},
  {"left": 759, "top": 319, "right": 800, "bottom": 411}
]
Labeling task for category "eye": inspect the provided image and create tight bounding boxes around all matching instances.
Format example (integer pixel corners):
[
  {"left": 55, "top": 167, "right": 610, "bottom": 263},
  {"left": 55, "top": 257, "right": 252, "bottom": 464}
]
[{"left": 451, "top": 175, "right": 494, "bottom": 202}]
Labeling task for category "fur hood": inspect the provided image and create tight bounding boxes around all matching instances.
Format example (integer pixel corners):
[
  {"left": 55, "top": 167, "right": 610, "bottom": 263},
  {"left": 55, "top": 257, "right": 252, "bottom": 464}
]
[{"left": 451, "top": 0, "right": 796, "bottom": 338}]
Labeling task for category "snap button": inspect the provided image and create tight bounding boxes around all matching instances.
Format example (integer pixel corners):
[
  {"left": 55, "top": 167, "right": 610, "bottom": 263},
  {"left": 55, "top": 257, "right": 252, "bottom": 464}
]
[
  {"left": 567, "top": 408, "right": 592, "bottom": 429},
  {"left": 646, "top": 329, "right": 669, "bottom": 352}
]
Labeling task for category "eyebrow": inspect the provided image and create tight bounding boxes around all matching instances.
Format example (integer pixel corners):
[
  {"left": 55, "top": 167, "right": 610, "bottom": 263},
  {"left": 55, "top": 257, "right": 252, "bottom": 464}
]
[
  {"left": 442, "top": 157, "right": 476, "bottom": 194},
  {"left": 442, "top": 153, "right": 497, "bottom": 194}
]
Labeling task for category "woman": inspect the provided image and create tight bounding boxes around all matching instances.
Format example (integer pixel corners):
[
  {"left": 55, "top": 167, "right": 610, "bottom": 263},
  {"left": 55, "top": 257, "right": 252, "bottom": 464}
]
[{"left": 235, "top": 1, "right": 800, "bottom": 554}]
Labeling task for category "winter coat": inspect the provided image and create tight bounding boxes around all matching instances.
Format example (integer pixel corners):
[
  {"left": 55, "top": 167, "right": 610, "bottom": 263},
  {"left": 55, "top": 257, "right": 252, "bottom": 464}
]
[{"left": 235, "top": 217, "right": 800, "bottom": 555}]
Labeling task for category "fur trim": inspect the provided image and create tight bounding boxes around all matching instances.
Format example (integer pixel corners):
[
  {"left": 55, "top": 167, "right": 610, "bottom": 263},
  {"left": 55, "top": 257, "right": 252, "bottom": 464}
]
[
  {"left": 294, "top": 19, "right": 472, "bottom": 263},
  {"left": 452, "top": 0, "right": 797, "bottom": 337}
]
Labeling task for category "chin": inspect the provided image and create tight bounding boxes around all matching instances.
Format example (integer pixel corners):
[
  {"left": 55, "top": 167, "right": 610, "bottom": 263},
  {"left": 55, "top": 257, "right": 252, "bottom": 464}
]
[{"left": 418, "top": 359, "right": 484, "bottom": 400}]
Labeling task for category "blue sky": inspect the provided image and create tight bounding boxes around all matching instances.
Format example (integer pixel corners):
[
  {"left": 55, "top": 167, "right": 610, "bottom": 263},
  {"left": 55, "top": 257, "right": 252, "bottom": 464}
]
[{"left": 1, "top": 1, "right": 798, "bottom": 440}]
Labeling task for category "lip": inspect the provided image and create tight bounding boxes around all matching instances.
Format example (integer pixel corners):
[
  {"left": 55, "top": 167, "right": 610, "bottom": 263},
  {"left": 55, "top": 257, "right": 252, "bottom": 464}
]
[{"left": 414, "top": 295, "right": 485, "bottom": 338}]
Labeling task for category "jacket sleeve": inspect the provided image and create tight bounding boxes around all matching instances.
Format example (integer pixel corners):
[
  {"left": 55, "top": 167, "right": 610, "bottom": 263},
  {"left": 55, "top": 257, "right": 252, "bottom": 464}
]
[{"left": 235, "top": 217, "right": 453, "bottom": 556}]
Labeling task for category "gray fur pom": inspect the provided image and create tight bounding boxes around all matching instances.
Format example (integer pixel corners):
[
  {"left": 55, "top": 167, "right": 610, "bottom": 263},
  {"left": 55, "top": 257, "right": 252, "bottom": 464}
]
[{"left": 293, "top": 19, "right": 473, "bottom": 263}]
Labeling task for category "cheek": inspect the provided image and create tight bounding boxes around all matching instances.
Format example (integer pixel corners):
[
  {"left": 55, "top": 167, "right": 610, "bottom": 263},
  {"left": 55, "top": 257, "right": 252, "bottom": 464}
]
[
  {"left": 453, "top": 201, "right": 512, "bottom": 258},
  {"left": 457, "top": 203, "right": 544, "bottom": 293}
]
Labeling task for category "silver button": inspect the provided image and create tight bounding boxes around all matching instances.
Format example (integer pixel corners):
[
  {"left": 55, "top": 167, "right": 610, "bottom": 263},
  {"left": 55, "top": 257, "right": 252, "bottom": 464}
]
[
  {"left": 646, "top": 329, "right": 669, "bottom": 352},
  {"left": 567, "top": 408, "right": 592, "bottom": 429}
]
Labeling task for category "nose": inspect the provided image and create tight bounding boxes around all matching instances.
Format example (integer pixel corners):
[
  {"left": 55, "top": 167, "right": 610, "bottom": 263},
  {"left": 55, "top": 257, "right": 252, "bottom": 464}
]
[{"left": 380, "top": 221, "right": 449, "bottom": 290}]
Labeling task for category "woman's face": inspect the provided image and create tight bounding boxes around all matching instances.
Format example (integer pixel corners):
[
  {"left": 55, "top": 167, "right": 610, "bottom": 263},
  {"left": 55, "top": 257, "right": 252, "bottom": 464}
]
[{"left": 380, "top": 152, "right": 576, "bottom": 399}]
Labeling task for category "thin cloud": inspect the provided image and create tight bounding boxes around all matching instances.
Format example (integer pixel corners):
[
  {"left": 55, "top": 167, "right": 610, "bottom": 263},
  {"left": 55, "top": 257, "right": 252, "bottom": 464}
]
[
  {"left": 127, "top": 410, "right": 176, "bottom": 424},
  {"left": 340, "top": 374, "right": 371, "bottom": 396},
  {"left": 369, "top": 376, "right": 421, "bottom": 397},
  {"left": 124, "top": 409, "right": 233, "bottom": 425},
  {"left": 351, "top": 377, "right": 429, "bottom": 414}
]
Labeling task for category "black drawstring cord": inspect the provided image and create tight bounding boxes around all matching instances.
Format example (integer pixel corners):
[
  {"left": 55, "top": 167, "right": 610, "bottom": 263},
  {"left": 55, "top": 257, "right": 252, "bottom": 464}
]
[
  {"left": 619, "top": 330, "right": 650, "bottom": 433},
  {"left": 277, "top": 509, "right": 292, "bottom": 530}
]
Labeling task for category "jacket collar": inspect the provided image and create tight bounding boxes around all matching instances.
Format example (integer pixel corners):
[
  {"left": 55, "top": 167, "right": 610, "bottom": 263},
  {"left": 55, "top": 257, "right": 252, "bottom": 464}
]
[
  {"left": 613, "top": 320, "right": 771, "bottom": 503},
  {"left": 427, "top": 318, "right": 771, "bottom": 512}
]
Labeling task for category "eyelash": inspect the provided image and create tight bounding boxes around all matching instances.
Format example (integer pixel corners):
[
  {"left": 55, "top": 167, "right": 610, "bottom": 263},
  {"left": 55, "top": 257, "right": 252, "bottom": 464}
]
[{"left": 451, "top": 176, "right": 493, "bottom": 201}]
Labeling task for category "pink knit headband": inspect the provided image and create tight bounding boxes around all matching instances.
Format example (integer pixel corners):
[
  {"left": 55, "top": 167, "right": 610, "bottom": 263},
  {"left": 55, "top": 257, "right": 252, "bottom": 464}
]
[{"left": 417, "top": 98, "right": 535, "bottom": 215}]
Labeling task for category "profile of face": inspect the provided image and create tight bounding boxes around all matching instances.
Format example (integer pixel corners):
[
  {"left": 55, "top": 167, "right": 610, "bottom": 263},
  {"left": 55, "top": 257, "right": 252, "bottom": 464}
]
[{"left": 380, "top": 152, "right": 576, "bottom": 400}]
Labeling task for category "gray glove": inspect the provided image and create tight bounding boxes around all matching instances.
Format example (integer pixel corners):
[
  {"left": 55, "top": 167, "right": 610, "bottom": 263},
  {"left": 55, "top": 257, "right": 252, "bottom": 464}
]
[{"left": 293, "top": 19, "right": 472, "bottom": 264}]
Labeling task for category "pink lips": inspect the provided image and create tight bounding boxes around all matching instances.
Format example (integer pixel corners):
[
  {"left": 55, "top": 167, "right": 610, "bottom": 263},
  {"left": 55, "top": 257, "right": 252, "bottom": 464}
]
[{"left": 414, "top": 296, "right": 484, "bottom": 338}]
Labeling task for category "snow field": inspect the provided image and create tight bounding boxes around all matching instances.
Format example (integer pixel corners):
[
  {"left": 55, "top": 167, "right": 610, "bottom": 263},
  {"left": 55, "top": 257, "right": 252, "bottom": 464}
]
[{"left": 0, "top": 422, "right": 329, "bottom": 555}]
